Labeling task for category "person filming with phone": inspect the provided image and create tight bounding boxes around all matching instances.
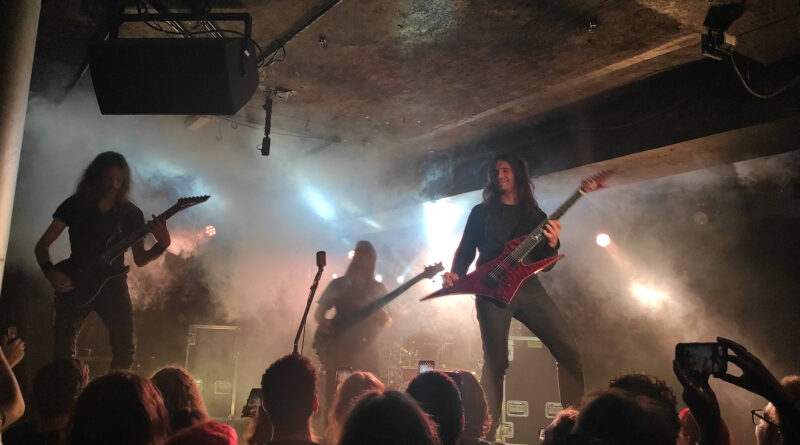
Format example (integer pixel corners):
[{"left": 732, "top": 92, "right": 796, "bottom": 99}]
[{"left": 673, "top": 337, "right": 800, "bottom": 445}]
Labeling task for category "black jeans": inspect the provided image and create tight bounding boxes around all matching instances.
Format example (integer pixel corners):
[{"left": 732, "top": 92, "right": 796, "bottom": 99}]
[
  {"left": 476, "top": 278, "right": 584, "bottom": 437},
  {"left": 53, "top": 278, "right": 136, "bottom": 371}
]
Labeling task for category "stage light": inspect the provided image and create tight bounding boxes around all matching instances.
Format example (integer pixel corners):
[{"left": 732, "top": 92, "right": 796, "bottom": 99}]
[
  {"left": 348, "top": 250, "right": 355, "bottom": 260},
  {"left": 596, "top": 233, "right": 610, "bottom": 247},
  {"left": 424, "top": 199, "right": 464, "bottom": 242},
  {"left": 204, "top": 225, "right": 216, "bottom": 237},
  {"left": 397, "top": 275, "right": 405, "bottom": 284},
  {"left": 630, "top": 283, "right": 666, "bottom": 307},
  {"left": 303, "top": 187, "right": 335, "bottom": 220},
  {"left": 332, "top": 273, "right": 338, "bottom": 279},
  {"left": 375, "top": 274, "right": 382, "bottom": 282}
]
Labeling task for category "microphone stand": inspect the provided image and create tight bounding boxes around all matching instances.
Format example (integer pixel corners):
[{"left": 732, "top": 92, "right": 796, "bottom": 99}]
[{"left": 294, "top": 252, "right": 325, "bottom": 354}]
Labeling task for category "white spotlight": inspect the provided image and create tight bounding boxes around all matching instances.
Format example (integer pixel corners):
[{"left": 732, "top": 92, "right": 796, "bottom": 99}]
[
  {"left": 348, "top": 250, "right": 355, "bottom": 260},
  {"left": 375, "top": 274, "right": 382, "bottom": 282},
  {"left": 397, "top": 275, "right": 405, "bottom": 284},
  {"left": 630, "top": 283, "right": 666, "bottom": 307},
  {"left": 596, "top": 233, "right": 611, "bottom": 247},
  {"left": 332, "top": 273, "right": 338, "bottom": 279}
]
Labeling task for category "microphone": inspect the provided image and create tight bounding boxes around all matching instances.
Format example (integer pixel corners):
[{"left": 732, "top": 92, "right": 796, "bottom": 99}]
[{"left": 316, "top": 251, "right": 326, "bottom": 268}]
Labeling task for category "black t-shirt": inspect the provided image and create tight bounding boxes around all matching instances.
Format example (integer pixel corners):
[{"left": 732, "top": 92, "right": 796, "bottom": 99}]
[
  {"left": 451, "top": 202, "right": 559, "bottom": 277},
  {"left": 53, "top": 195, "right": 144, "bottom": 267}
]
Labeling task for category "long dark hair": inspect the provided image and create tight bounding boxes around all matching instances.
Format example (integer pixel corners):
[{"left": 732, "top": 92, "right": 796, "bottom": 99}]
[
  {"left": 75, "top": 151, "right": 132, "bottom": 203},
  {"left": 339, "top": 390, "right": 442, "bottom": 445},
  {"left": 344, "top": 241, "right": 377, "bottom": 284},
  {"left": 69, "top": 371, "right": 170, "bottom": 445},
  {"left": 482, "top": 153, "right": 539, "bottom": 216}
]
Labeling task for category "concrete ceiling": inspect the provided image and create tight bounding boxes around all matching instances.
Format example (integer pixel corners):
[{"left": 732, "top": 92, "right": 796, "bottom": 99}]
[{"left": 29, "top": 0, "right": 800, "bottom": 158}]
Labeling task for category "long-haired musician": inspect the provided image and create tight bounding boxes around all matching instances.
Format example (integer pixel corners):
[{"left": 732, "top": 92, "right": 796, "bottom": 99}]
[
  {"left": 34, "top": 151, "right": 171, "bottom": 371},
  {"left": 313, "top": 241, "right": 390, "bottom": 417},
  {"left": 442, "top": 152, "right": 584, "bottom": 440}
]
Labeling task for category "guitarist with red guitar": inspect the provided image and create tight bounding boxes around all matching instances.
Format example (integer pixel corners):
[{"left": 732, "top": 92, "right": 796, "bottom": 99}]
[
  {"left": 442, "top": 153, "right": 585, "bottom": 440},
  {"left": 34, "top": 152, "right": 174, "bottom": 372}
]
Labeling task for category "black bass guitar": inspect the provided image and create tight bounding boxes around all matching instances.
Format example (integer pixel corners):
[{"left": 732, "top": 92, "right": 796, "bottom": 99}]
[
  {"left": 313, "top": 262, "right": 444, "bottom": 355},
  {"left": 54, "top": 195, "right": 210, "bottom": 307}
]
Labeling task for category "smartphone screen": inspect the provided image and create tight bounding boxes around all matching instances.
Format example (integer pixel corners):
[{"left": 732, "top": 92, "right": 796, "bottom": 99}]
[
  {"left": 675, "top": 342, "right": 727, "bottom": 377},
  {"left": 7, "top": 326, "right": 17, "bottom": 339},
  {"left": 418, "top": 360, "right": 435, "bottom": 373},
  {"left": 242, "top": 387, "right": 262, "bottom": 418},
  {"left": 336, "top": 367, "right": 352, "bottom": 388}
]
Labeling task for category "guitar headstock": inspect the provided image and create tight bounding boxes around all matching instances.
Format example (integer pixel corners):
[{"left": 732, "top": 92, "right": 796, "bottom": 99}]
[
  {"left": 422, "top": 262, "right": 445, "bottom": 279},
  {"left": 579, "top": 170, "right": 612, "bottom": 194},
  {"left": 176, "top": 195, "right": 211, "bottom": 210}
]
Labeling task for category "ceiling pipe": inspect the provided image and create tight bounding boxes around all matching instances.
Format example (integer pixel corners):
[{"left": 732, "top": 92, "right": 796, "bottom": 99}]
[{"left": 256, "top": 0, "right": 343, "bottom": 66}]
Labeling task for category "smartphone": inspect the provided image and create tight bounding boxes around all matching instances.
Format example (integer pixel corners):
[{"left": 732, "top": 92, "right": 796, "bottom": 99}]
[
  {"left": 241, "top": 387, "right": 262, "bottom": 417},
  {"left": 675, "top": 342, "right": 727, "bottom": 377},
  {"left": 7, "top": 326, "right": 17, "bottom": 339},
  {"left": 443, "top": 370, "right": 463, "bottom": 394},
  {"left": 418, "top": 360, "right": 435, "bottom": 373},
  {"left": 336, "top": 367, "right": 352, "bottom": 388}
]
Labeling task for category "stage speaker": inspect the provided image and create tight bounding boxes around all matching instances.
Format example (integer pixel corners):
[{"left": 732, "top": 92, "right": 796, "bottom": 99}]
[
  {"left": 500, "top": 336, "right": 562, "bottom": 445},
  {"left": 185, "top": 324, "right": 240, "bottom": 419},
  {"left": 88, "top": 38, "right": 258, "bottom": 115}
]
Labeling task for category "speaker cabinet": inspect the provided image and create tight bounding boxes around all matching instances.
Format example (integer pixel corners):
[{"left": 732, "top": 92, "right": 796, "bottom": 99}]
[
  {"left": 89, "top": 38, "right": 258, "bottom": 115},
  {"left": 185, "top": 324, "right": 240, "bottom": 419},
  {"left": 500, "top": 336, "right": 562, "bottom": 445}
]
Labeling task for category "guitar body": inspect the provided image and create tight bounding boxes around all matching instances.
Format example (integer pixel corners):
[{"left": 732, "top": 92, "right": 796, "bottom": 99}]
[
  {"left": 54, "top": 257, "right": 130, "bottom": 307},
  {"left": 422, "top": 170, "right": 611, "bottom": 304},
  {"left": 422, "top": 238, "right": 564, "bottom": 304}
]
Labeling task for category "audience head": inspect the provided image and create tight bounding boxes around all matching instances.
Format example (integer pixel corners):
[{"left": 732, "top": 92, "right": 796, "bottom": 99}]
[
  {"left": 406, "top": 370, "right": 464, "bottom": 445},
  {"left": 573, "top": 389, "right": 674, "bottom": 445},
  {"left": 326, "top": 371, "right": 385, "bottom": 445},
  {"left": 339, "top": 390, "right": 442, "bottom": 445},
  {"left": 540, "top": 407, "right": 578, "bottom": 445},
  {"left": 677, "top": 408, "right": 732, "bottom": 445},
  {"left": 608, "top": 373, "right": 680, "bottom": 443},
  {"left": 458, "top": 371, "right": 491, "bottom": 442},
  {"left": 260, "top": 353, "right": 317, "bottom": 436},
  {"left": 756, "top": 375, "right": 800, "bottom": 445},
  {"left": 70, "top": 371, "right": 170, "bottom": 445},
  {"left": 151, "top": 366, "right": 208, "bottom": 431},
  {"left": 164, "top": 421, "right": 237, "bottom": 445},
  {"left": 33, "top": 358, "right": 88, "bottom": 421}
]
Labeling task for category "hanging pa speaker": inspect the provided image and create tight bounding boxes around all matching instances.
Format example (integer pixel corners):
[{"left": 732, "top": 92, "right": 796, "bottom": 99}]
[{"left": 88, "top": 36, "right": 258, "bottom": 115}]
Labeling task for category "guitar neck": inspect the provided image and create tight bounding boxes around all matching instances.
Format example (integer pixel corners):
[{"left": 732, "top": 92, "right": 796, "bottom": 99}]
[
  {"left": 334, "top": 273, "right": 428, "bottom": 332},
  {"left": 100, "top": 205, "right": 179, "bottom": 263},
  {"left": 510, "top": 189, "right": 585, "bottom": 260}
]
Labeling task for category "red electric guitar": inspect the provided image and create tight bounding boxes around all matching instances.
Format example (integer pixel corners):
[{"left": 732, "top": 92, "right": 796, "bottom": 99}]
[{"left": 422, "top": 171, "right": 611, "bottom": 304}]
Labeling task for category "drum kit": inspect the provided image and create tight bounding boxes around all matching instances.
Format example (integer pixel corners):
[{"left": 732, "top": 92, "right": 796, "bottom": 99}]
[{"left": 378, "top": 335, "right": 482, "bottom": 388}]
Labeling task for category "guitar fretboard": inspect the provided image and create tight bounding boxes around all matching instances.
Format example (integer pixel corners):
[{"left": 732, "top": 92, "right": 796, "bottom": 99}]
[
  {"left": 100, "top": 205, "right": 180, "bottom": 263},
  {"left": 507, "top": 188, "right": 585, "bottom": 263}
]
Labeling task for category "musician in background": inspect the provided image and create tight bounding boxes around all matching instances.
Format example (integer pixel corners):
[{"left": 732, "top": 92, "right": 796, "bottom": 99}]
[
  {"left": 34, "top": 151, "right": 171, "bottom": 371},
  {"left": 442, "top": 153, "right": 584, "bottom": 440},
  {"left": 313, "top": 240, "right": 390, "bottom": 414}
]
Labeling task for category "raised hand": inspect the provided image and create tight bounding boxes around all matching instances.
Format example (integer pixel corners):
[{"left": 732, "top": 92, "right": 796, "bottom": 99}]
[
  {"left": 716, "top": 337, "right": 784, "bottom": 403},
  {"left": 1, "top": 335, "right": 25, "bottom": 368},
  {"left": 673, "top": 360, "right": 721, "bottom": 425}
]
